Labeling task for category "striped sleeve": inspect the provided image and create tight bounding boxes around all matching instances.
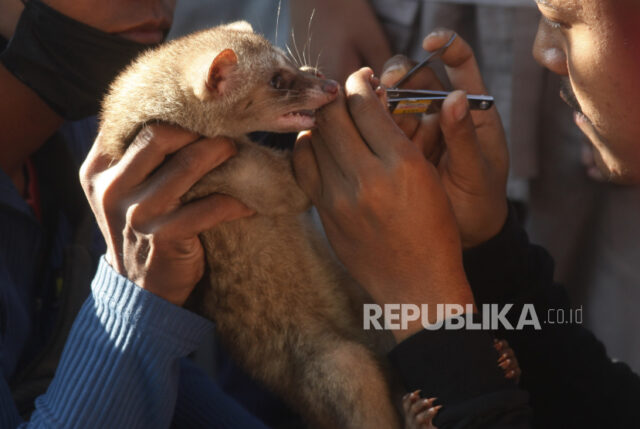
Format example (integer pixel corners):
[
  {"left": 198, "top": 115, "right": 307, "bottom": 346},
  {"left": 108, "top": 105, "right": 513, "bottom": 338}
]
[{"left": 25, "top": 257, "right": 213, "bottom": 428}]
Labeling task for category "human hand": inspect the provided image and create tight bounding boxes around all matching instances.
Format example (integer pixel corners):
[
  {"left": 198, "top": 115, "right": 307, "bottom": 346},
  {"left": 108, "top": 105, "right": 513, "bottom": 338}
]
[
  {"left": 293, "top": 67, "right": 475, "bottom": 340},
  {"left": 380, "top": 29, "right": 510, "bottom": 249},
  {"left": 80, "top": 124, "right": 254, "bottom": 306},
  {"left": 289, "top": 0, "right": 392, "bottom": 84}
]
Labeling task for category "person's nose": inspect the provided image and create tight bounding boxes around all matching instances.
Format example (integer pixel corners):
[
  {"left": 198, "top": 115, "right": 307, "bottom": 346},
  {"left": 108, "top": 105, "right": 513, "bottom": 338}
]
[{"left": 532, "top": 20, "right": 568, "bottom": 76}]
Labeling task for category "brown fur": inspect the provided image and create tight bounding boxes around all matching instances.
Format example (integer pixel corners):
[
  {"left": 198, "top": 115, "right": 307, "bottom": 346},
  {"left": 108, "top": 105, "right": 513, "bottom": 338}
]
[{"left": 99, "top": 22, "right": 400, "bottom": 429}]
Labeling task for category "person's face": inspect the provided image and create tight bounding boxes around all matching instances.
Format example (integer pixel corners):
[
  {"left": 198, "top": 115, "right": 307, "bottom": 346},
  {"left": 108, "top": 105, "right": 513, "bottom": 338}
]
[
  {"left": 533, "top": 0, "right": 640, "bottom": 184},
  {"left": 42, "top": 0, "right": 176, "bottom": 44}
]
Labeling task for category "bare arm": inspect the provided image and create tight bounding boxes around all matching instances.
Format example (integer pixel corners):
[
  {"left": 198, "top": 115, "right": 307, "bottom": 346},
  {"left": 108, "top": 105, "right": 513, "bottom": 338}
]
[{"left": 289, "top": 0, "right": 392, "bottom": 84}]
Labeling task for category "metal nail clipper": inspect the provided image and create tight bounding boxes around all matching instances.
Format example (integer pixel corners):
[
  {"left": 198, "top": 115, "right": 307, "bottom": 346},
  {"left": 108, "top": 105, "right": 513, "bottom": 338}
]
[{"left": 386, "top": 34, "right": 494, "bottom": 115}]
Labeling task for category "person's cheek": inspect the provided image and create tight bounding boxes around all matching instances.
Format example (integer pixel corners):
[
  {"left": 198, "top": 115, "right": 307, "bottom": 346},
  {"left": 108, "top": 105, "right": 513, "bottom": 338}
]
[
  {"left": 566, "top": 4, "right": 640, "bottom": 182},
  {"left": 612, "top": 2, "right": 640, "bottom": 60},
  {"left": 566, "top": 27, "right": 616, "bottom": 132}
]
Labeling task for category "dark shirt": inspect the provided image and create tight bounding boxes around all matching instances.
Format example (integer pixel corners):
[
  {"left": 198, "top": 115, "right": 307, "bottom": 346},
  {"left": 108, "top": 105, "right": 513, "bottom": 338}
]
[{"left": 389, "top": 206, "right": 640, "bottom": 428}]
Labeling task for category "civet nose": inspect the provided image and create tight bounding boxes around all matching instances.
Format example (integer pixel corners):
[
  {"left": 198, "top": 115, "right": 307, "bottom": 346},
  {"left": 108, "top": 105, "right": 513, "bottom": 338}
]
[{"left": 322, "top": 80, "right": 339, "bottom": 95}]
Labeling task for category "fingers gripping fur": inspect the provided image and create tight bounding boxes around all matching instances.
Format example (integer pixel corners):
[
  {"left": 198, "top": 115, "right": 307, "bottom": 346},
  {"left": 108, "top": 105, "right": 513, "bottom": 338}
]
[{"left": 183, "top": 140, "right": 310, "bottom": 215}]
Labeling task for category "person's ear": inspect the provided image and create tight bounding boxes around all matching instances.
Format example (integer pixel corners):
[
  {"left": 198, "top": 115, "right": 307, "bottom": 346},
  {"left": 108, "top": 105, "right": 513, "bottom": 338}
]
[{"left": 205, "top": 48, "right": 238, "bottom": 96}]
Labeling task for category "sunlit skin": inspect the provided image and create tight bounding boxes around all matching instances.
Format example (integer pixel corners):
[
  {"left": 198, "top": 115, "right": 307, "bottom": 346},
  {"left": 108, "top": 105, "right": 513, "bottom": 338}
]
[
  {"left": 533, "top": 0, "right": 640, "bottom": 184},
  {"left": 41, "top": 0, "right": 175, "bottom": 44}
]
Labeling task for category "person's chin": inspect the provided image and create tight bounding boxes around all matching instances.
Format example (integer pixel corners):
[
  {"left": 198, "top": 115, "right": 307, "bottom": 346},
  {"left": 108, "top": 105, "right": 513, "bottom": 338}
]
[
  {"left": 589, "top": 140, "right": 639, "bottom": 185},
  {"left": 599, "top": 166, "right": 639, "bottom": 185},
  {"left": 593, "top": 156, "right": 637, "bottom": 184},
  {"left": 574, "top": 113, "right": 640, "bottom": 185}
]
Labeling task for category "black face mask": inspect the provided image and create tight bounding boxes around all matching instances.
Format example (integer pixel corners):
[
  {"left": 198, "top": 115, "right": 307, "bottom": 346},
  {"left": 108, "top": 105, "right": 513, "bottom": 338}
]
[{"left": 0, "top": 0, "right": 161, "bottom": 120}]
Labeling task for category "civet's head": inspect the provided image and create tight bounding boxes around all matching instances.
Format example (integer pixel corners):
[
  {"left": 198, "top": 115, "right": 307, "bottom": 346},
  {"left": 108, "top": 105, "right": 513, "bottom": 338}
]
[{"left": 187, "top": 21, "right": 339, "bottom": 137}]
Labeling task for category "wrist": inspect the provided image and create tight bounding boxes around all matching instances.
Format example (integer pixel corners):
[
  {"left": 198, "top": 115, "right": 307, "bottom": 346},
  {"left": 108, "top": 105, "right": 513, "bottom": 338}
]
[
  {"left": 389, "top": 291, "right": 476, "bottom": 342},
  {"left": 143, "top": 283, "right": 192, "bottom": 307},
  {"left": 461, "top": 199, "right": 509, "bottom": 249},
  {"left": 107, "top": 252, "right": 195, "bottom": 307},
  {"left": 93, "top": 257, "right": 212, "bottom": 346},
  {"left": 367, "top": 274, "right": 476, "bottom": 342}
]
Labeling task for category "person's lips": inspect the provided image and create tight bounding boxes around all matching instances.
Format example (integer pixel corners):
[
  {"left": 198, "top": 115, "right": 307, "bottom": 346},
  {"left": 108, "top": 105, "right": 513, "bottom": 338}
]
[
  {"left": 559, "top": 78, "right": 583, "bottom": 114},
  {"left": 558, "top": 78, "right": 597, "bottom": 130},
  {"left": 574, "top": 111, "right": 590, "bottom": 127},
  {"left": 116, "top": 21, "right": 170, "bottom": 44}
]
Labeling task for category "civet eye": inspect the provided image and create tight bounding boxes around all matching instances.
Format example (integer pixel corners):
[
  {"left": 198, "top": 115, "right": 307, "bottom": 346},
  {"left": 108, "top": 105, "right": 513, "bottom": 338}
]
[{"left": 270, "top": 74, "right": 284, "bottom": 89}]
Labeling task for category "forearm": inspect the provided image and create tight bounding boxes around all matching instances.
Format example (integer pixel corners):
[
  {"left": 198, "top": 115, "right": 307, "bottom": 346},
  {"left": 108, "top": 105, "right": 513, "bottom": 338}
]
[
  {"left": 289, "top": 0, "right": 391, "bottom": 83},
  {"left": 17, "top": 257, "right": 212, "bottom": 428},
  {"left": 289, "top": 0, "right": 383, "bottom": 48},
  {"left": 174, "top": 358, "right": 269, "bottom": 429},
  {"left": 462, "top": 205, "right": 549, "bottom": 307}
]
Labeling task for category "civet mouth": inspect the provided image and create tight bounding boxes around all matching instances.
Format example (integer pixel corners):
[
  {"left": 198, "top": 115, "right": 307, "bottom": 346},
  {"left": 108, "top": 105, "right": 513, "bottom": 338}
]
[{"left": 284, "top": 109, "right": 315, "bottom": 118}]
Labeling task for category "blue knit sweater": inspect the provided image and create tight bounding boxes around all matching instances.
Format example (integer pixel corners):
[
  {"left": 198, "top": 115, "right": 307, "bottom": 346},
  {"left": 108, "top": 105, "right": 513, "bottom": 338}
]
[
  {"left": 1, "top": 257, "right": 269, "bottom": 428},
  {"left": 0, "top": 121, "right": 268, "bottom": 428}
]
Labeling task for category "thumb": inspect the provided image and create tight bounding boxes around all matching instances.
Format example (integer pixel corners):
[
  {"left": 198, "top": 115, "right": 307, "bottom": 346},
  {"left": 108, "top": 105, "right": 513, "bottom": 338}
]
[
  {"left": 380, "top": 55, "right": 412, "bottom": 87},
  {"left": 439, "top": 90, "right": 485, "bottom": 180}
]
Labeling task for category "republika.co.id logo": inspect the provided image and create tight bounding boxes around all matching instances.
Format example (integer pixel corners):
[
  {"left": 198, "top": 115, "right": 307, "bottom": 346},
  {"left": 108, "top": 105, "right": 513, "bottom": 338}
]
[{"left": 363, "top": 303, "right": 583, "bottom": 331}]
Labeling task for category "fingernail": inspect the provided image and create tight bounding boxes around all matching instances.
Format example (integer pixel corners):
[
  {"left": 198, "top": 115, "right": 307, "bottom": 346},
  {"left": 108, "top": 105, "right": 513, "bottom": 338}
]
[
  {"left": 453, "top": 92, "right": 469, "bottom": 121},
  {"left": 227, "top": 208, "right": 255, "bottom": 222},
  {"left": 297, "top": 129, "right": 312, "bottom": 139},
  {"left": 382, "top": 63, "right": 406, "bottom": 75},
  {"left": 425, "top": 29, "right": 449, "bottom": 42},
  {"left": 380, "top": 63, "right": 407, "bottom": 83}
]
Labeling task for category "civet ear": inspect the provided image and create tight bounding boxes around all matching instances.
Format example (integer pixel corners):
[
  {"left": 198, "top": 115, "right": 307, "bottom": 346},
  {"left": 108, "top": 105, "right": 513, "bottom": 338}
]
[{"left": 205, "top": 48, "right": 238, "bottom": 96}]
